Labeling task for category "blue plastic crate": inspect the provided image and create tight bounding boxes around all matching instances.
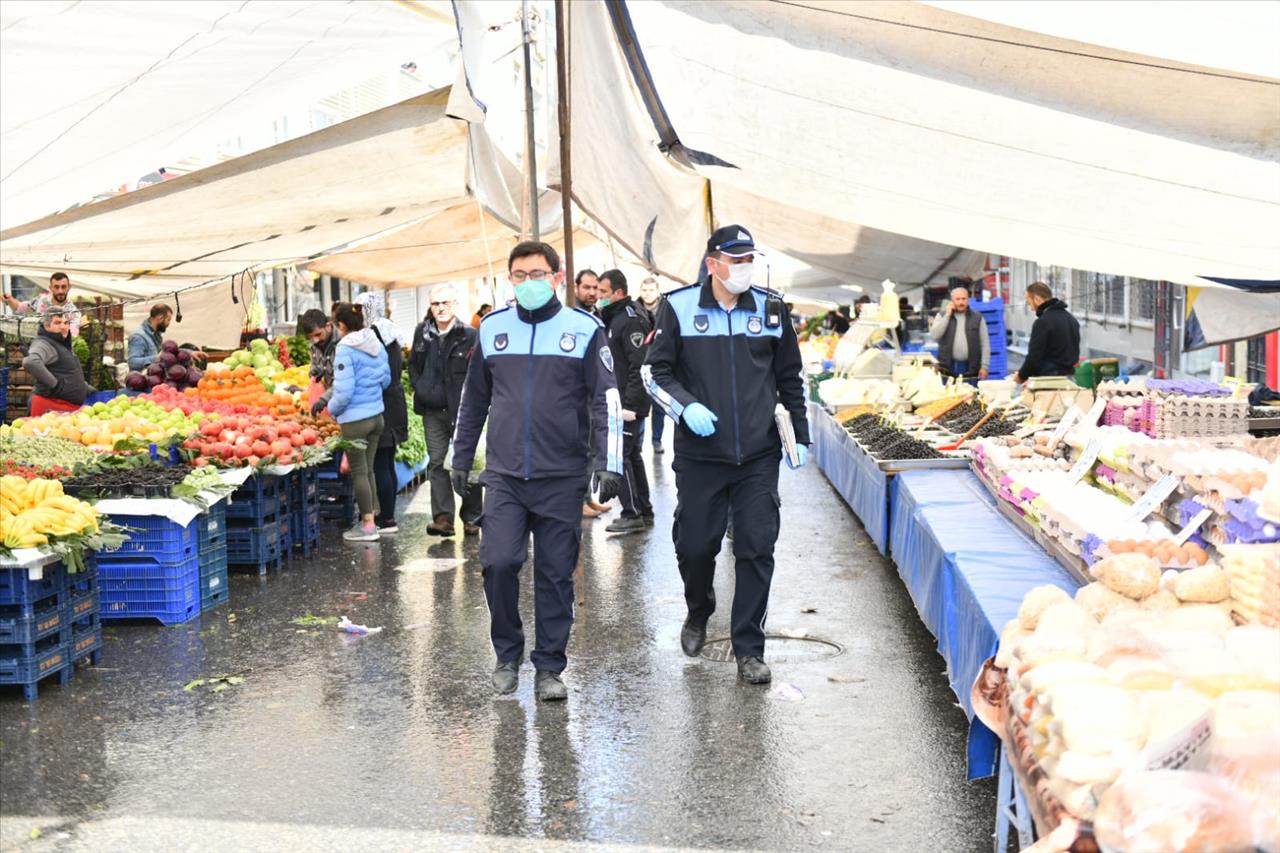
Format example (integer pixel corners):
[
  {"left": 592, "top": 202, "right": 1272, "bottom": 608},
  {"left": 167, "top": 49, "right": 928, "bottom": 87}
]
[
  {"left": 0, "top": 596, "right": 67, "bottom": 645},
  {"left": 226, "top": 473, "right": 286, "bottom": 521},
  {"left": 199, "top": 544, "right": 228, "bottom": 611},
  {"left": 291, "top": 467, "right": 320, "bottom": 507},
  {"left": 318, "top": 492, "right": 355, "bottom": 526},
  {"left": 197, "top": 501, "right": 228, "bottom": 552},
  {"left": 291, "top": 505, "right": 321, "bottom": 555},
  {"left": 0, "top": 563, "right": 66, "bottom": 606},
  {"left": 98, "top": 556, "right": 201, "bottom": 625},
  {"left": 226, "top": 523, "right": 284, "bottom": 574},
  {"left": 66, "top": 588, "right": 99, "bottom": 625},
  {"left": 83, "top": 390, "right": 118, "bottom": 406},
  {"left": 99, "top": 514, "right": 198, "bottom": 563},
  {"left": 68, "top": 622, "right": 103, "bottom": 667},
  {"left": 0, "top": 632, "right": 72, "bottom": 701},
  {"left": 66, "top": 565, "right": 98, "bottom": 597}
]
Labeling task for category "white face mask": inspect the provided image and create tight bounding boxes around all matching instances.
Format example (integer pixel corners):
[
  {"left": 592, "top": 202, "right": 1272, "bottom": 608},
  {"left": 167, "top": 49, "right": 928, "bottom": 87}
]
[{"left": 718, "top": 260, "right": 754, "bottom": 295}]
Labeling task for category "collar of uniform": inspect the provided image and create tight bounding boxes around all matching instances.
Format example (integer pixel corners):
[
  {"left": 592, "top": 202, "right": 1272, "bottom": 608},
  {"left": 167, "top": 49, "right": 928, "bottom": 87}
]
[
  {"left": 516, "top": 295, "right": 563, "bottom": 324},
  {"left": 600, "top": 295, "right": 633, "bottom": 323},
  {"left": 697, "top": 277, "right": 757, "bottom": 312}
]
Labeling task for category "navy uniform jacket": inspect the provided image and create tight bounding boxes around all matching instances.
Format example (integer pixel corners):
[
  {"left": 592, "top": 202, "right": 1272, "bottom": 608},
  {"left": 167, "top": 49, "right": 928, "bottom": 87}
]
[
  {"left": 452, "top": 296, "right": 623, "bottom": 481},
  {"left": 643, "top": 279, "right": 810, "bottom": 465},
  {"left": 601, "top": 296, "right": 653, "bottom": 418}
]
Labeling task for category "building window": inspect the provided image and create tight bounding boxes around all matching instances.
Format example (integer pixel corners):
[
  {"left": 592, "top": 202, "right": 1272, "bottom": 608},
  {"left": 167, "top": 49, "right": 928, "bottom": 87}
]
[{"left": 1130, "top": 279, "right": 1157, "bottom": 322}]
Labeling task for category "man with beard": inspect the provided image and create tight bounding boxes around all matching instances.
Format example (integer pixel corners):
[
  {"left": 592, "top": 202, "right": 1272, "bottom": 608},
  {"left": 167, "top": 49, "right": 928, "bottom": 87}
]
[
  {"left": 4, "top": 272, "right": 82, "bottom": 337},
  {"left": 24, "top": 311, "right": 89, "bottom": 415},
  {"left": 127, "top": 304, "right": 174, "bottom": 371}
]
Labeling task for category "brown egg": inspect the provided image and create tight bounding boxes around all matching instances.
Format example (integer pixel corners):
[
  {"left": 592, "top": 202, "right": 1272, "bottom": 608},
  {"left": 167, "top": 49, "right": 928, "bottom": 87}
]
[
  {"left": 1109, "top": 540, "right": 1133, "bottom": 554},
  {"left": 1153, "top": 542, "right": 1175, "bottom": 564},
  {"left": 1186, "top": 544, "right": 1209, "bottom": 566}
]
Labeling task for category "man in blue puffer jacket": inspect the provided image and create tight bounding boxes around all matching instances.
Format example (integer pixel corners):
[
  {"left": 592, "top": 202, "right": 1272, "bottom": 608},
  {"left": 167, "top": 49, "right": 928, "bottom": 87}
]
[{"left": 328, "top": 302, "right": 391, "bottom": 542}]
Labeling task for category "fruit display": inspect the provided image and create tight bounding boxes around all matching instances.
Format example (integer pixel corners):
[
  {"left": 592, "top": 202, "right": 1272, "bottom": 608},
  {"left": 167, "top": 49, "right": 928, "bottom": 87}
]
[
  {"left": 124, "top": 340, "right": 203, "bottom": 392},
  {"left": 285, "top": 334, "right": 310, "bottom": 367},
  {"left": 271, "top": 365, "right": 310, "bottom": 391},
  {"left": 180, "top": 415, "right": 323, "bottom": 468},
  {"left": 990, "top": 559, "right": 1280, "bottom": 847},
  {"left": 8, "top": 396, "right": 207, "bottom": 449},
  {"left": 191, "top": 364, "right": 300, "bottom": 415},
  {"left": 221, "top": 338, "right": 286, "bottom": 388},
  {"left": 0, "top": 432, "right": 105, "bottom": 470},
  {"left": 0, "top": 476, "right": 126, "bottom": 570}
]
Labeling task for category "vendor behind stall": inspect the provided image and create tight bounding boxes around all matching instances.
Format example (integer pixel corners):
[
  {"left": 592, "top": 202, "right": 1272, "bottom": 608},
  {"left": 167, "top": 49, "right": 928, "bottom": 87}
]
[
  {"left": 930, "top": 284, "right": 990, "bottom": 381},
  {"left": 300, "top": 308, "right": 342, "bottom": 415},
  {"left": 24, "top": 311, "right": 90, "bottom": 415},
  {"left": 127, "top": 304, "right": 173, "bottom": 371}
]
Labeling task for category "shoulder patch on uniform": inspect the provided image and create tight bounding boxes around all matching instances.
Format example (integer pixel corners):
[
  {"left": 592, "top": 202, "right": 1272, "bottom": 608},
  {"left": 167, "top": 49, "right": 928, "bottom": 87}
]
[
  {"left": 693, "top": 315, "right": 709, "bottom": 333},
  {"left": 494, "top": 333, "right": 508, "bottom": 351},
  {"left": 560, "top": 332, "right": 576, "bottom": 352},
  {"left": 600, "top": 346, "right": 614, "bottom": 373},
  {"left": 629, "top": 331, "right": 644, "bottom": 348}
]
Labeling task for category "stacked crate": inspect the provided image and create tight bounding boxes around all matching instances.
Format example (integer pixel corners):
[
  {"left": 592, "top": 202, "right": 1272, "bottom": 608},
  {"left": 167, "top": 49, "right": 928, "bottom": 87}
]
[
  {"left": 972, "top": 297, "right": 1008, "bottom": 380},
  {"left": 93, "top": 516, "right": 201, "bottom": 625},
  {"left": 197, "top": 500, "right": 229, "bottom": 611},
  {"left": 0, "top": 562, "right": 101, "bottom": 701},
  {"left": 316, "top": 457, "right": 355, "bottom": 527},
  {"left": 225, "top": 473, "right": 288, "bottom": 574},
  {"left": 290, "top": 468, "right": 322, "bottom": 556}
]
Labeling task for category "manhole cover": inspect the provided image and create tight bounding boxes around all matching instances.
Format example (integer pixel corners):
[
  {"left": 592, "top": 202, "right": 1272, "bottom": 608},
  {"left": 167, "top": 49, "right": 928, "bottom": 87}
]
[{"left": 700, "top": 635, "right": 844, "bottom": 663}]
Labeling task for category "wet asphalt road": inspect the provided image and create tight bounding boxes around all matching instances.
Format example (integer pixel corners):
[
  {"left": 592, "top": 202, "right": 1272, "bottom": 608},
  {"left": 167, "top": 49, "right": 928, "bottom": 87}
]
[{"left": 0, "top": 449, "right": 995, "bottom": 852}]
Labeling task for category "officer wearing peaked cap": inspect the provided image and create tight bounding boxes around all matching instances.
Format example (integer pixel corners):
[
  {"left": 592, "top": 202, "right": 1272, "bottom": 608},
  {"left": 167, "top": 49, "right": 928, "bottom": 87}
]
[
  {"left": 451, "top": 241, "right": 625, "bottom": 702},
  {"left": 642, "top": 225, "right": 810, "bottom": 685}
]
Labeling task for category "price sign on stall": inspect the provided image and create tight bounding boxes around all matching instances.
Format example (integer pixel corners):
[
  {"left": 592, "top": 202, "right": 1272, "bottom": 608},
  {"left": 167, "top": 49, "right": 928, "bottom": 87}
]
[
  {"left": 1083, "top": 396, "right": 1107, "bottom": 429},
  {"left": 1124, "top": 474, "right": 1180, "bottom": 523},
  {"left": 1143, "top": 710, "right": 1212, "bottom": 772},
  {"left": 1175, "top": 508, "right": 1214, "bottom": 546},
  {"left": 1068, "top": 438, "right": 1102, "bottom": 483},
  {"left": 1047, "top": 406, "right": 1082, "bottom": 448}
]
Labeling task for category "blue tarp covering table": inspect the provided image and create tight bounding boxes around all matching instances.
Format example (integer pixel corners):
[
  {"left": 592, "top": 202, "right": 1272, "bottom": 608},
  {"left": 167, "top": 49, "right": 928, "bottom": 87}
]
[
  {"left": 810, "top": 403, "right": 890, "bottom": 554},
  {"left": 394, "top": 458, "right": 429, "bottom": 492},
  {"left": 889, "top": 469, "right": 1081, "bottom": 779}
]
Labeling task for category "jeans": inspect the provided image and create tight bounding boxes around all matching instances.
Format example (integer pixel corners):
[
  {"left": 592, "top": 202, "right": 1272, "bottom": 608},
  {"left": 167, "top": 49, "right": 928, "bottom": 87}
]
[
  {"left": 340, "top": 414, "right": 384, "bottom": 518},
  {"left": 651, "top": 410, "right": 666, "bottom": 447},
  {"left": 373, "top": 445, "right": 397, "bottom": 525}
]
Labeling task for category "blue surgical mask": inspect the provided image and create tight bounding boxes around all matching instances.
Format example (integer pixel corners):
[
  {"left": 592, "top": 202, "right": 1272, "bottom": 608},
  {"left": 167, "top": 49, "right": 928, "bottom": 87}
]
[
  {"left": 597, "top": 297, "right": 611, "bottom": 309},
  {"left": 514, "top": 279, "right": 554, "bottom": 311}
]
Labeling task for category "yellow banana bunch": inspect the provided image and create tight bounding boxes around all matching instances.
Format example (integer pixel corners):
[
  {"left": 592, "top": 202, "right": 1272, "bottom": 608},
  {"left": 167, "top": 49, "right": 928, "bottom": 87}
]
[
  {"left": 25, "top": 478, "right": 64, "bottom": 506},
  {"left": 40, "top": 495, "right": 99, "bottom": 535},
  {"left": 0, "top": 479, "right": 99, "bottom": 547},
  {"left": 1, "top": 515, "right": 48, "bottom": 549},
  {"left": 1, "top": 475, "right": 30, "bottom": 512}
]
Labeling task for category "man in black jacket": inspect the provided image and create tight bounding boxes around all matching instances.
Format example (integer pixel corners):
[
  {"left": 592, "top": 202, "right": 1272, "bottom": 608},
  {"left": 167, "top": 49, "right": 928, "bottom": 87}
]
[
  {"left": 598, "top": 269, "right": 653, "bottom": 534},
  {"left": 1013, "top": 281, "right": 1081, "bottom": 382},
  {"left": 644, "top": 224, "right": 810, "bottom": 686},
  {"left": 409, "top": 284, "right": 480, "bottom": 536}
]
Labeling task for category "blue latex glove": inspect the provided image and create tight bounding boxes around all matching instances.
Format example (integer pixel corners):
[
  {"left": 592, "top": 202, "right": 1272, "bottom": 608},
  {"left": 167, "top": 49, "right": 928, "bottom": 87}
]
[
  {"left": 681, "top": 402, "right": 718, "bottom": 437},
  {"left": 787, "top": 444, "right": 809, "bottom": 470}
]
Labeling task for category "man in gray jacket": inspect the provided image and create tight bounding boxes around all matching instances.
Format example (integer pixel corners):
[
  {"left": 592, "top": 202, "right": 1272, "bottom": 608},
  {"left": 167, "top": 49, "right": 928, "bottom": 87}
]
[
  {"left": 24, "top": 312, "right": 90, "bottom": 415},
  {"left": 929, "top": 285, "right": 989, "bottom": 382}
]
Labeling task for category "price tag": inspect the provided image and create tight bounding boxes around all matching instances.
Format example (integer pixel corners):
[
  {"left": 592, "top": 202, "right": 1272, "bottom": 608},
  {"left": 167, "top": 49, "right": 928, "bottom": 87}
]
[
  {"left": 1068, "top": 438, "right": 1102, "bottom": 483},
  {"left": 1175, "top": 508, "right": 1213, "bottom": 546},
  {"left": 1047, "top": 407, "right": 1081, "bottom": 446},
  {"left": 1142, "top": 710, "right": 1212, "bottom": 772},
  {"left": 1125, "top": 474, "right": 1180, "bottom": 523},
  {"left": 1084, "top": 396, "right": 1107, "bottom": 428}
]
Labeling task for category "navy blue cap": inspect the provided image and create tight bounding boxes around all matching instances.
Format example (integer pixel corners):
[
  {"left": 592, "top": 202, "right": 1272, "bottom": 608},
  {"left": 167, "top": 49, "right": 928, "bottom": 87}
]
[{"left": 707, "top": 224, "right": 758, "bottom": 257}]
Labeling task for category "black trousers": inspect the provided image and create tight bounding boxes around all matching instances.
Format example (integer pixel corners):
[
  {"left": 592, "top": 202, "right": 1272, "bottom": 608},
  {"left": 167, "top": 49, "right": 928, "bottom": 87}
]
[
  {"left": 479, "top": 472, "right": 583, "bottom": 673},
  {"left": 373, "top": 446, "right": 397, "bottom": 525},
  {"left": 619, "top": 419, "right": 652, "bottom": 519},
  {"left": 672, "top": 452, "right": 781, "bottom": 658}
]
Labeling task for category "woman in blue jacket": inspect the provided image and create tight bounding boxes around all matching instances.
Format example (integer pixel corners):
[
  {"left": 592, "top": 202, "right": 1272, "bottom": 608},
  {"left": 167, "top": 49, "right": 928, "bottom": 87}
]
[{"left": 328, "top": 302, "right": 391, "bottom": 541}]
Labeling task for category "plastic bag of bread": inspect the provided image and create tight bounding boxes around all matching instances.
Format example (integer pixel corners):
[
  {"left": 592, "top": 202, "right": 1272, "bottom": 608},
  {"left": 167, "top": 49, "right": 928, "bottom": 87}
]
[
  {"left": 1225, "top": 625, "right": 1280, "bottom": 683},
  {"left": 1018, "top": 584, "right": 1072, "bottom": 630},
  {"left": 1093, "top": 770, "right": 1255, "bottom": 853},
  {"left": 1209, "top": 734, "right": 1280, "bottom": 852},
  {"left": 1172, "top": 565, "right": 1231, "bottom": 603},
  {"left": 1075, "top": 582, "right": 1138, "bottom": 621},
  {"left": 1140, "top": 588, "right": 1182, "bottom": 612},
  {"left": 1092, "top": 552, "right": 1162, "bottom": 599}
]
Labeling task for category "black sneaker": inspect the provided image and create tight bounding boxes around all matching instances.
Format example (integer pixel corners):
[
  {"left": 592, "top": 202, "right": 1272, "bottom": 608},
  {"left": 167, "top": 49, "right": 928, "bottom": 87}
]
[
  {"left": 492, "top": 659, "right": 519, "bottom": 694},
  {"left": 376, "top": 519, "right": 398, "bottom": 534},
  {"left": 535, "top": 670, "right": 567, "bottom": 701},
  {"left": 737, "top": 656, "right": 771, "bottom": 684},
  {"left": 605, "top": 516, "right": 645, "bottom": 534},
  {"left": 680, "top": 618, "right": 707, "bottom": 657}
]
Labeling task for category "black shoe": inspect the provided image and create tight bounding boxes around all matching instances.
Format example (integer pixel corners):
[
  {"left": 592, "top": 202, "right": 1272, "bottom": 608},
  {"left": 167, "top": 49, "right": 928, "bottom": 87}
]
[
  {"left": 642, "top": 514, "right": 655, "bottom": 527},
  {"left": 492, "top": 659, "right": 519, "bottom": 694},
  {"left": 737, "top": 655, "right": 771, "bottom": 684},
  {"left": 606, "top": 516, "right": 645, "bottom": 534},
  {"left": 680, "top": 619, "right": 707, "bottom": 657},
  {"left": 535, "top": 670, "right": 567, "bottom": 702},
  {"left": 376, "top": 519, "right": 398, "bottom": 534},
  {"left": 653, "top": 444, "right": 664, "bottom": 455},
  {"left": 427, "top": 513, "right": 456, "bottom": 537},
  {"left": 463, "top": 523, "right": 480, "bottom": 536}
]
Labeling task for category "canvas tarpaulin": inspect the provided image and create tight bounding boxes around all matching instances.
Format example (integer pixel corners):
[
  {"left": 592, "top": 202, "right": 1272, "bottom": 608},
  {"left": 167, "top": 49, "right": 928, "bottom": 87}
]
[
  {"left": 303, "top": 201, "right": 598, "bottom": 290},
  {"left": 0, "top": 87, "right": 477, "bottom": 348},
  {"left": 1184, "top": 286, "right": 1280, "bottom": 351},
  {"left": 0, "top": 0, "right": 457, "bottom": 230},
  {"left": 561, "top": 0, "right": 1280, "bottom": 293}
]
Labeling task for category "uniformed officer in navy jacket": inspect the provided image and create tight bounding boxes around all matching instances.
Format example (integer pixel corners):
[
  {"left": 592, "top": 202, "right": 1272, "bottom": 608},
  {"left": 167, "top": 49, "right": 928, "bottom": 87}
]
[
  {"left": 451, "top": 241, "right": 624, "bottom": 702},
  {"left": 643, "top": 225, "right": 810, "bottom": 685}
]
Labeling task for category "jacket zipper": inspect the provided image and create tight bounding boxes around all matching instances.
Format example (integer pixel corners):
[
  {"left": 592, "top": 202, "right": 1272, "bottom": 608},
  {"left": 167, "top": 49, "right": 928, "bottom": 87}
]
[
  {"left": 523, "top": 323, "right": 537, "bottom": 480},
  {"left": 726, "top": 307, "right": 741, "bottom": 464}
]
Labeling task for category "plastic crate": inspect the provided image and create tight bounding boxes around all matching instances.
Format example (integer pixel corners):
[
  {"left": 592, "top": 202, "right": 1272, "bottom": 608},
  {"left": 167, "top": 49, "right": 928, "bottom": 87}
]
[
  {"left": 226, "top": 473, "right": 287, "bottom": 522},
  {"left": 291, "top": 505, "right": 321, "bottom": 556},
  {"left": 226, "top": 523, "right": 284, "bottom": 574},
  {"left": 277, "top": 516, "right": 293, "bottom": 559},
  {"left": 199, "top": 545, "right": 229, "bottom": 611},
  {"left": 66, "top": 565, "right": 98, "bottom": 597},
  {"left": 83, "top": 390, "right": 118, "bottom": 406},
  {"left": 0, "top": 367, "right": 8, "bottom": 424},
  {"left": 68, "top": 622, "right": 103, "bottom": 667},
  {"left": 197, "top": 501, "right": 228, "bottom": 552},
  {"left": 98, "top": 514, "right": 198, "bottom": 563},
  {"left": 0, "top": 632, "right": 72, "bottom": 701},
  {"left": 67, "top": 587, "right": 99, "bottom": 625},
  {"left": 318, "top": 492, "right": 355, "bottom": 526},
  {"left": 0, "top": 563, "right": 66, "bottom": 606},
  {"left": 98, "top": 556, "right": 201, "bottom": 625},
  {"left": 0, "top": 596, "right": 67, "bottom": 645},
  {"left": 291, "top": 467, "right": 320, "bottom": 507}
]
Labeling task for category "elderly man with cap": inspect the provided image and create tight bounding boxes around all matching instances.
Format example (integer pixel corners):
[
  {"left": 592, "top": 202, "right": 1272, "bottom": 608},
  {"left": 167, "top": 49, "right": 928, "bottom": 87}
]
[{"left": 643, "top": 224, "right": 810, "bottom": 686}]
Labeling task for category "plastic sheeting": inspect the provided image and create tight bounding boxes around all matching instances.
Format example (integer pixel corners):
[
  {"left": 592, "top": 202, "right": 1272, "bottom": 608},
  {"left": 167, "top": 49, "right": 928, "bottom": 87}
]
[
  {"left": 889, "top": 469, "right": 1080, "bottom": 778},
  {"left": 810, "top": 404, "right": 890, "bottom": 554}
]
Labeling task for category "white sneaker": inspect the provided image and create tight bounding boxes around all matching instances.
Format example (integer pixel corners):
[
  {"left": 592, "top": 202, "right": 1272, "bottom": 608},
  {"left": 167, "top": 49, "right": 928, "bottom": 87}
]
[{"left": 343, "top": 525, "right": 379, "bottom": 542}]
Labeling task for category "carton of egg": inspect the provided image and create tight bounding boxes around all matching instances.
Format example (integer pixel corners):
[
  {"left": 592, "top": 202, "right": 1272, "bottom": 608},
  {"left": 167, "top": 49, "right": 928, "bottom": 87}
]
[{"left": 1103, "top": 538, "right": 1211, "bottom": 568}]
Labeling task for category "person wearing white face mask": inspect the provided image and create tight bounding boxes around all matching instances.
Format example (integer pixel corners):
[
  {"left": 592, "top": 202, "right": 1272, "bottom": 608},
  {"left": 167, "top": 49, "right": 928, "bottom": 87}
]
[{"left": 642, "top": 224, "right": 810, "bottom": 686}]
